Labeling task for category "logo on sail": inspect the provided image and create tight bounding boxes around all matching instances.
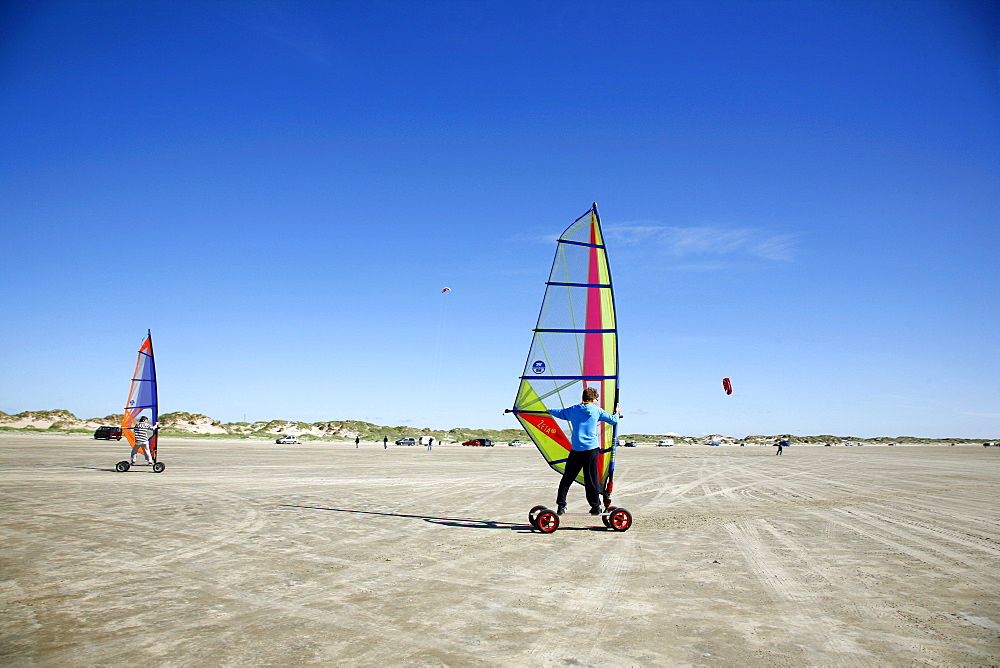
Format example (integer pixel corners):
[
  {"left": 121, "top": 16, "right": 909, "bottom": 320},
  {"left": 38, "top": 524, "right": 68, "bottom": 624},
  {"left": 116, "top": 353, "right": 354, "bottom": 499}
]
[{"left": 531, "top": 360, "right": 546, "bottom": 375}]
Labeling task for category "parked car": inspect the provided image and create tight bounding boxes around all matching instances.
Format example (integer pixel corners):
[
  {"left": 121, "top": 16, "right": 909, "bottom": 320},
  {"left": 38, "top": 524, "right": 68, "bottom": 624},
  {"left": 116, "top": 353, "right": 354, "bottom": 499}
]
[
  {"left": 508, "top": 440, "right": 522, "bottom": 447},
  {"left": 275, "top": 435, "right": 300, "bottom": 444},
  {"left": 463, "top": 438, "right": 494, "bottom": 447},
  {"left": 94, "top": 426, "right": 123, "bottom": 440},
  {"left": 656, "top": 439, "right": 674, "bottom": 447},
  {"left": 624, "top": 441, "right": 637, "bottom": 447},
  {"left": 395, "top": 437, "right": 416, "bottom": 446}
]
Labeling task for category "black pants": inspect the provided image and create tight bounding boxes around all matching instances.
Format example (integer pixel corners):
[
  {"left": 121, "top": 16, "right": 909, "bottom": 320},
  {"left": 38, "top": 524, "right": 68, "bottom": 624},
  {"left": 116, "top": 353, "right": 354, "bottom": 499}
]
[{"left": 557, "top": 448, "right": 602, "bottom": 509}]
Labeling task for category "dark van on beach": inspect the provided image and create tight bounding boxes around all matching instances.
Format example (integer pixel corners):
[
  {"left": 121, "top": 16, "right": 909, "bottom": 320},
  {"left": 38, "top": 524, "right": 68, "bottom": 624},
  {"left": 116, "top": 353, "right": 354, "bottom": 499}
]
[{"left": 93, "top": 426, "right": 122, "bottom": 440}]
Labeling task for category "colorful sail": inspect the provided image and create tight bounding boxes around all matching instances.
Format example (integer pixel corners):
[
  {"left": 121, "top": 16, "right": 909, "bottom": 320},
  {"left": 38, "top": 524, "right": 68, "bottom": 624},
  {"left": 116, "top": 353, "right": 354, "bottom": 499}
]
[
  {"left": 511, "top": 204, "right": 620, "bottom": 501},
  {"left": 121, "top": 330, "right": 158, "bottom": 461}
]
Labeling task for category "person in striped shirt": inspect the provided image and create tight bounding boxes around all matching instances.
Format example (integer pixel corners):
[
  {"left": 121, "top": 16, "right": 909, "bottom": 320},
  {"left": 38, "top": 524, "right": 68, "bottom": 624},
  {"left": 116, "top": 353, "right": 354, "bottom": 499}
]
[{"left": 130, "top": 415, "right": 157, "bottom": 465}]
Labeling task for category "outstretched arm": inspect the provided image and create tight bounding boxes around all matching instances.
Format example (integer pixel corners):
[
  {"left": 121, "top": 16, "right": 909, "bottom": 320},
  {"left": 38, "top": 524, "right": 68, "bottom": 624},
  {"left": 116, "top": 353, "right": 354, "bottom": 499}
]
[
  {"left": 600, "top": 409, "right": 621, "bottom": 425},
  {"left": 548, "top": 407, "right": 569, "bottom": 420}
]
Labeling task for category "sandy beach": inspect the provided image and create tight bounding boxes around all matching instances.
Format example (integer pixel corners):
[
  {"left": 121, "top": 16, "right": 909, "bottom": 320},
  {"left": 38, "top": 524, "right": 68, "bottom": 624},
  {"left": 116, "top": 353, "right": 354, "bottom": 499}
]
[{"left": 1, "top": 434, "right": 997, "bottom": 666}]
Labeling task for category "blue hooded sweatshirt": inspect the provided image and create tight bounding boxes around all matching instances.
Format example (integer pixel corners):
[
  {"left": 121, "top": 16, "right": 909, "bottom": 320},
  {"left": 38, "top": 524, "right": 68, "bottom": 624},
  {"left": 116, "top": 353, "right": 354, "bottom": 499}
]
[{"left": 548, "top": 403, "right": 619, "bottom": 451}]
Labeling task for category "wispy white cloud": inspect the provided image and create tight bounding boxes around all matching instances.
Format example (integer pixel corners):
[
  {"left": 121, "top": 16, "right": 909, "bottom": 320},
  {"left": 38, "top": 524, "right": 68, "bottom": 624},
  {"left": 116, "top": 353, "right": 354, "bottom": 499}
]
[
  {"left": 604, "top": 223, "right": 798, "bottom": 262},
  {"left": 238, "top": 0, "right": 332, "bottom": 65}
]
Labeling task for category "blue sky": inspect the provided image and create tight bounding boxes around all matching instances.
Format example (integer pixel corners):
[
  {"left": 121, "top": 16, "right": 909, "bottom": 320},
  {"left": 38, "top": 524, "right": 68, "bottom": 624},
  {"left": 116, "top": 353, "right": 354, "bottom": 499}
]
[{"left": 1, "top": 0, "right": 997, "bottom": 438}]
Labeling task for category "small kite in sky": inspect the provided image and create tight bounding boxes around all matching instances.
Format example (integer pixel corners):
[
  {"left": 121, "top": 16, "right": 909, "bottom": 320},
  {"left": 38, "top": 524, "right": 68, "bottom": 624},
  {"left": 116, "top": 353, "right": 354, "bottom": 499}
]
[
  {"left": 441, "top": 287, "right": 451, "bottom": 293},
  {"left": 722, "top": 377, "right": 733, "bottom": 395}
]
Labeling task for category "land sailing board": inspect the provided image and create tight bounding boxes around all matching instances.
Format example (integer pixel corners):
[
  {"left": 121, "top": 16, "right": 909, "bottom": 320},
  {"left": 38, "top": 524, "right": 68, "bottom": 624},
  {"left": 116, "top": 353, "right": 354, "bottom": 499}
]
[
  {"left": 527, "top": 505, "right": 633, "bottom": 533},
  {"left": 116, "top": 460, "right": 166, "bottom": 473}
]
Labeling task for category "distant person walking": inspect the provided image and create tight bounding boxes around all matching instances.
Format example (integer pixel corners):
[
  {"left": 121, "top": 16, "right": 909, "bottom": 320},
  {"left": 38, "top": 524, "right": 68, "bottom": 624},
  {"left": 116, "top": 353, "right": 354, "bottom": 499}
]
[
  {"left": 383, "top": 436, "right": 388, "bottom": 450},
  {"left": 427, "top": 437, "right": 434, "bottom": 451},
  {"left": 775, "top": 440, "right": 785, "bottom": 456},
  {"left": 130, "top": 415, "right": 156, "bottom": 465},
  {"left": 355, "top": 436, "right": 360, "bottom": 449}
]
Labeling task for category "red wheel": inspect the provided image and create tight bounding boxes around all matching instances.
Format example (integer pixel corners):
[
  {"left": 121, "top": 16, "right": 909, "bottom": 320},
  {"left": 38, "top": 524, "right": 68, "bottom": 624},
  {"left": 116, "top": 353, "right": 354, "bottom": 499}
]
[
  {"left": 528, "top": 505, "right": 547, "bottom": 528},
  {"left": 608, "top": 508, "right": 632, "bottom": 532},
  {"left": 536, "top": 510, "right": 560, "bottom": 533},
  {"left": 601, "top": 506, "right": 617, "bottom": 528}
]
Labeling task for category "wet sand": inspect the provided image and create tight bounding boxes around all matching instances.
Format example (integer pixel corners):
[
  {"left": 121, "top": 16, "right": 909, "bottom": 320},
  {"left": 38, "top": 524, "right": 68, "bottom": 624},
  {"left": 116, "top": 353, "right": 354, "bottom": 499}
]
[{"left": 1, "top": 435, "right": 998, "bottom": 666}]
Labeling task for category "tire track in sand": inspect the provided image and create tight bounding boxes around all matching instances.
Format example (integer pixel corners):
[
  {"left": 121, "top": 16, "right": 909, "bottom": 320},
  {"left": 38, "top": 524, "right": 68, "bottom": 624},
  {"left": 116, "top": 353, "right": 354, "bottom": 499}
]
[
  {"left": 825, "top": 508, "right": 999, "bottom": 586},
  {"left": 148, "top": 488, "right": 268, "bottom": 567},
  {"left": 523, "top": 532, "right": 643, "bottom": 665},
  {"left": 724, "top": 520, "right": 867, "bottom": 661}
]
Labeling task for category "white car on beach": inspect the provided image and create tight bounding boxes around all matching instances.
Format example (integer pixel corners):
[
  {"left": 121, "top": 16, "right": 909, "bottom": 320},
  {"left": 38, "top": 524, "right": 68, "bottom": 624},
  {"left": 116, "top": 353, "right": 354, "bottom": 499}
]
[
  {"left": 275, "top": 435, "right": 300, "bottom": 444},
  {"left": 508, "top": 440, "right": 522, "bottom": 447}
]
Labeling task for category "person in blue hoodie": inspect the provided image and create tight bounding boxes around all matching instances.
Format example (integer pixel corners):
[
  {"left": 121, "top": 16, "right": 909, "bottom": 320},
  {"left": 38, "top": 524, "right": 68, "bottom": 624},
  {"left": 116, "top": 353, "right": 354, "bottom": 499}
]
[{"left": 548, "top": 387, "right": 621, "bottom": 516}]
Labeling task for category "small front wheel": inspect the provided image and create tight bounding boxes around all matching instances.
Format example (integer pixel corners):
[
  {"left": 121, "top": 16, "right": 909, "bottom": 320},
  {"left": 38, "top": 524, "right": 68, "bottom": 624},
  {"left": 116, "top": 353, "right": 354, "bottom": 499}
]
[
  {"left": 116, "top": 461, "right": 131, "bottom": 472},
  {"left": 536, "top": 510, "right": 560, "bottom": 533},
  {"left": 602, "top": 506, "right": 617, "bottom": 528},
  {"left": 528, "top": 505, "right": 547, "bottom": 528},
  {"left": 152, "top": 462, "right": 165, "bottom": 473}
]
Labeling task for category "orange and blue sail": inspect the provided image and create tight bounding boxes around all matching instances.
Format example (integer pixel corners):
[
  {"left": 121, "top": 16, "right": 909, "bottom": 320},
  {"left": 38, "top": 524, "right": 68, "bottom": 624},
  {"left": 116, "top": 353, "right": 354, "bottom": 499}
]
[
  {"left": 121, "top": 330, "right": 158, "bottom": 461},
  {"left": 511, "top": 204, "right": 620, "bottom": 502}
]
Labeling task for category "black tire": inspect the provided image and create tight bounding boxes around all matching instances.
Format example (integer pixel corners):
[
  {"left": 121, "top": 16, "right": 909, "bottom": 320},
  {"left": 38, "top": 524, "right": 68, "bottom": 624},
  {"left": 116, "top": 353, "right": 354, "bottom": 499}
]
[
  {"left": 602, "top": 506, "right": 617, "bottom": 528},
  {"left": 608, "top": 508, "right": 632, "bottom": 532},
  {"left": 116, "top": 461, "right": 130, "bottom": 472},
  {"left": 528, "top": 505, "right": 547, "bottom": 528},
  {"left": 152, "top": 462, "right": 165, "bottom": 473},
  {"left": 536, "top": 510, "right": 559, "bottom": 533}
]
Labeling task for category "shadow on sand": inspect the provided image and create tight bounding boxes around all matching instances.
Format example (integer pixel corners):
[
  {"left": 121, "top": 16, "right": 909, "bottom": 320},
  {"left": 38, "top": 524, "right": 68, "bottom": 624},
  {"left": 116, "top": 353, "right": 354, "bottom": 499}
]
[
  {"left": 283, "top": 504, "right": 526, "bottom": 530},
  {"left": 282, "top": 504, "right": 608, "bottom": 531},
  {"left": 76, "top": 464, "right": 161, "bottom": 473}
]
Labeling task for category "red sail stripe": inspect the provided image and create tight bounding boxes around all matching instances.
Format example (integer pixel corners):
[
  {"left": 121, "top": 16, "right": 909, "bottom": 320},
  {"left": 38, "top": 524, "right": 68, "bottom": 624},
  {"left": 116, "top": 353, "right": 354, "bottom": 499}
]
[{"left": 521, "top": 413, "right": 572, "bottom": 451}]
